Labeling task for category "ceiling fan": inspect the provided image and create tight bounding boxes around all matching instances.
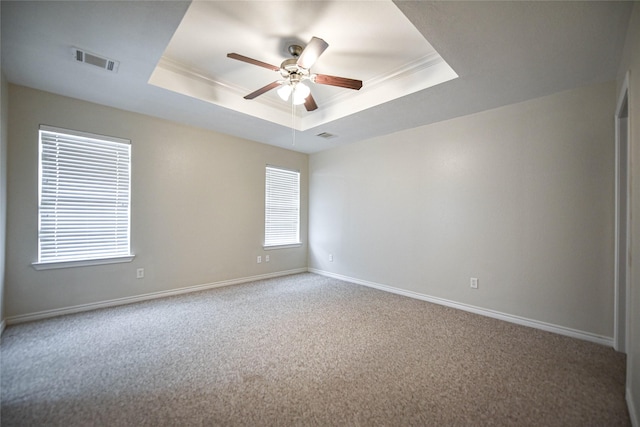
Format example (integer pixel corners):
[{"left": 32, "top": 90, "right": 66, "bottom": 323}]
[{"left": 227, "top": 37, "right": 363, "bottom": 112}]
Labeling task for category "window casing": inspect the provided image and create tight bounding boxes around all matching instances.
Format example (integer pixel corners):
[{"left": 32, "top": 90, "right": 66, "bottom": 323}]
[
  {"left": 265, "top": 165, "right": 300, "bottom": 248},
  {"left": 35, "top": 125, "right": 132, "bottom": 268}
]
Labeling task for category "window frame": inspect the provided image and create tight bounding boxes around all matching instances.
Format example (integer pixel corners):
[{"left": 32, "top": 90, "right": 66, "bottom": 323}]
[
  {"left": 264, "top": 165, "right": 302, "bottom": 250},
  {"left": 33, "top": 125, "right": 134, "bottom": 270}
]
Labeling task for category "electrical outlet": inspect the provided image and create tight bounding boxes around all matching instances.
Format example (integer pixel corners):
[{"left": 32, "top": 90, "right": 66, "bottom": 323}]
[
  {"left": 470, "top": 277, "right": 478, "bottom": 289},
  {"left": 257, "top": 256, "right": 262, "bottom": 264},
  {"left": 329, "top": 254, "right": 334, "bottom": 262},
  {"left": 265, "top": 255, "right": 270, "bottom": 262},
  {"left": 136, "top": 268, "right": 145, "bottom": 279}
]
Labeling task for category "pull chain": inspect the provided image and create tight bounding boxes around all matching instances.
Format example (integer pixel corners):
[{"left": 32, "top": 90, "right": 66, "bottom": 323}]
[{"left": 291, "top": 97, "right": 296, "bottom": 147}]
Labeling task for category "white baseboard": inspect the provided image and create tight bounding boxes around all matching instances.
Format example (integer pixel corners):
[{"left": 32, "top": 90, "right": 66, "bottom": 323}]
[
  {"left": 6, "top": 268, "right": 307, "bottom": 325},
  {"left": 309, "top": 268, "right": 614, "bottom": 347},
  {"left": 629, "top": 387, "right": 639, "bottom": 427},
  {"left": 6, "top": 267, "right": 615, "bottom": 348}
]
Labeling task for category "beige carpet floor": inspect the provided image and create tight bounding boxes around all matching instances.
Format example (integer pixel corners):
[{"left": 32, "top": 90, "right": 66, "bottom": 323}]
[{"left": 0, "top": 273, "right": 630, "bottom": 426}]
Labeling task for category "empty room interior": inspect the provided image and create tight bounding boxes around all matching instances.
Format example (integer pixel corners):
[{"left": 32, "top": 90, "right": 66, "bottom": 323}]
[{"left": 1, "top": 0, "right": 640, "bottom": 425}]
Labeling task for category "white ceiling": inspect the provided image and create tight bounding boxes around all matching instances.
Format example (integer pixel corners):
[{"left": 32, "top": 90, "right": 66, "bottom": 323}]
[
  {"left": 150, "top": 1, "right": 457, "bottom": 131},
  {"left": 1, "top": 1, "right": 633, "bottom": 154}
]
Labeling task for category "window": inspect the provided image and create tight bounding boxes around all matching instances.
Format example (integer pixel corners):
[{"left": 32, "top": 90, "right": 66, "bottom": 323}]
[
  {"left": 265, "top": 165, "right": 300, "bottom": 248},
  {"left": 35, "top": 125, "right": 132, "bottom": 268}
]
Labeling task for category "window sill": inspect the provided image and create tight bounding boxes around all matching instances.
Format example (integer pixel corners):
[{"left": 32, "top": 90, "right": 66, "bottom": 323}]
[
  {"left": 263, "top": 243, "right": 302, "bottom": 251},
  {"left": 32, "top": 255, "right": 136, "bottom": 270}
]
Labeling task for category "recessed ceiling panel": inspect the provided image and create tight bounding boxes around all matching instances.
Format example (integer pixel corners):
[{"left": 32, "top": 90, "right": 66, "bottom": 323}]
[{"left": 149, "top": 0, "right": 457, "bottom": 131}]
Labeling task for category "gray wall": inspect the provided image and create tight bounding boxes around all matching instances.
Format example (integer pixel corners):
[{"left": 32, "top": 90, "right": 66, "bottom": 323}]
[
  {"left": 617, "top": 2, "right": 640, "bottom": 422},
  {"left": 5, "top": 85, "right": 308, "bottom": 317},
  {"left": 309, "top": 80, "right": 616, "bottom": 339},
  {"left": 1, "top": 71, "right": 7, "bottom": 324}
]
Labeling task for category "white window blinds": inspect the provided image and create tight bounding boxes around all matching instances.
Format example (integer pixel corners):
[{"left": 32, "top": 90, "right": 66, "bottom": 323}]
[
  {"left": 38, "top": 126, "right": 131, "bottom": 264},
  {"left": 265, "top": 166, "right": 300, "bottom": 247}
]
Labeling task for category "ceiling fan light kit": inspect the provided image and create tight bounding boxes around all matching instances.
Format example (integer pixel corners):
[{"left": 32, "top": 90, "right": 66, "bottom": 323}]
[
  {"left": 277, "top": 82, "right": 311, "bottom": 105},
  {"left": 277, "top": 84, "right": 292, "bottom": 101},
  {"left": 227, "top": 36, "right": 363, "bottom": 112}
]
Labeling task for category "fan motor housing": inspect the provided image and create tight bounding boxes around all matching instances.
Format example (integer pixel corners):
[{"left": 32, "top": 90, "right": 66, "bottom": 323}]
[{"left": 280, "top": 58, "right": 309, "bottom": 80}]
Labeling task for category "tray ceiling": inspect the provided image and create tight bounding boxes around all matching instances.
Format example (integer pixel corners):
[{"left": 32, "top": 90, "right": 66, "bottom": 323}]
[{"left": 149, "top": 1, "right": 457, "bottom": 131}]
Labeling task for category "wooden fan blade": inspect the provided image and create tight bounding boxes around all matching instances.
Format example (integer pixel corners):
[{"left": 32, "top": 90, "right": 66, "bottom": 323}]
[
  {"left": 227, "top": 53, "right": 280, "bottom": 72},
  {"left": 244, "top": 81, "right": 281, "bottom": 100},
  {"left": 296, "top": 37, "right": 329, "bottom": 69},
  {"left": 304, "top": 93, "right": 318, "bottom": 112},
  {"left": 314, "top": 74, "right": 363, "bottom": 90}
]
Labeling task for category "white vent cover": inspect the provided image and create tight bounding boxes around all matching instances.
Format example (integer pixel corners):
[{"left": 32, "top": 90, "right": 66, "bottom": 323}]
[{"left": 72, "top": 47, "right": 119, "bottom": 73}]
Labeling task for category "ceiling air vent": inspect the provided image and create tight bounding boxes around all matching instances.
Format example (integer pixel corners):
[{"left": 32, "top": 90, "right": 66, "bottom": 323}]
[
  {"left": 316, "top": 132, "right": 337, "bottom": 139},
  {"left": 72, "top": 47, "right": 120, "bottom": 73}
]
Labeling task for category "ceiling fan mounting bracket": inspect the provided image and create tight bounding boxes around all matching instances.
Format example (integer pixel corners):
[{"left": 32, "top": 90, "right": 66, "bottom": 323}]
[{"left": 288, "top": 44, "right": 303, "bottom": 58}]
